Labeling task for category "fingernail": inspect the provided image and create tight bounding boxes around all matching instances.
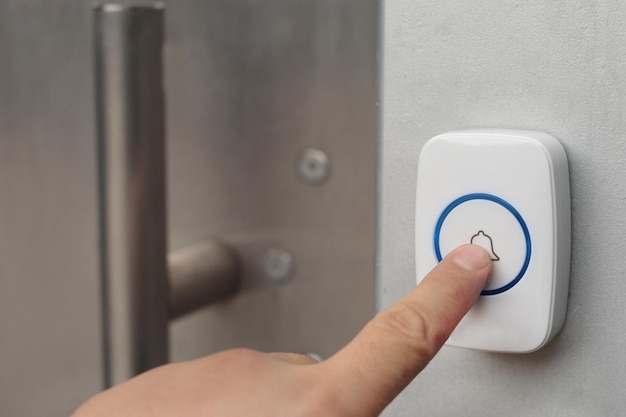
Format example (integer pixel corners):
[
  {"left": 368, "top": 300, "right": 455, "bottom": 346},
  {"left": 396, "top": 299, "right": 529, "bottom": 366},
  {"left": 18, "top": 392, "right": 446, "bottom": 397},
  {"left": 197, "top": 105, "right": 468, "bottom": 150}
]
[
  {"left": 450, "top": 244, "right": 491, "bottom": 271},
  {"left": 306, "top": 352, "right": 323, "bottom": 363}
]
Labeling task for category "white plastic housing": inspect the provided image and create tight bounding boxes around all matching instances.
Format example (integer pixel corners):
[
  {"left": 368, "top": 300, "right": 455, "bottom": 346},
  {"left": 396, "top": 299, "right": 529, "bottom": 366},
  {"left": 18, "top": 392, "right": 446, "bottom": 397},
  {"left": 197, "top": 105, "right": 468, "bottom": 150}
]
[{"left": 415, "top": 130, "right": 571, "bottom": 353}]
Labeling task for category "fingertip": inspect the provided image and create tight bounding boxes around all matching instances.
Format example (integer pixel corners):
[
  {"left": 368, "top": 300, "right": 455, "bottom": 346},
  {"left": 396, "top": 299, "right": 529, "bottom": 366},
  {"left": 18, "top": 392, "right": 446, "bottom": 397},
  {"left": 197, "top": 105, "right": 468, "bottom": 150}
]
[{"left": 449, "top": 244, "right": 492, "bottom": 272}]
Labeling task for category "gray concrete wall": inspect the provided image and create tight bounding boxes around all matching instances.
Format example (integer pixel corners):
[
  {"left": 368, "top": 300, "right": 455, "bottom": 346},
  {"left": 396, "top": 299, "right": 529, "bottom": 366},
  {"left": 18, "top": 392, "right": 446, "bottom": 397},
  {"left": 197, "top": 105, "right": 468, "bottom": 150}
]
[{"left": 378, "top": 1, "right": 626, "bottom": 415}]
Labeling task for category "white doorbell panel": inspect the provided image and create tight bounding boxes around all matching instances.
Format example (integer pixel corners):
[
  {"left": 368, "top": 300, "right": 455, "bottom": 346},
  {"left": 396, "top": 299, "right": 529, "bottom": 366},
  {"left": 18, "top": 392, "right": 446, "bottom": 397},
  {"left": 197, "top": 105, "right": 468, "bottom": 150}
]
[{"left": 415, "top": 130, "right": 571, "bottom": 353}]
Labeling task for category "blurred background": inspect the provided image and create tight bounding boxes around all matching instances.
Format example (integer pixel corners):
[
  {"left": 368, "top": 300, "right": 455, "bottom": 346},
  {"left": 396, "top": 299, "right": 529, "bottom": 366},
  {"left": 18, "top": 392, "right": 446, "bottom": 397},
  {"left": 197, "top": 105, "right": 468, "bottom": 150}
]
[{"left": 0, "top": 1, "right": 378, "bottom": 415}]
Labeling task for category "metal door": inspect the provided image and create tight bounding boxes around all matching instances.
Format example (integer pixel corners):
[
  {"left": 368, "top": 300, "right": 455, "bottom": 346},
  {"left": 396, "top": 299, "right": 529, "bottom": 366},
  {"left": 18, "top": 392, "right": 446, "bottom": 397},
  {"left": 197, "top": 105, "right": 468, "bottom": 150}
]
[{"left": 0, "top": 1, "right": 378, "bottom": 415}]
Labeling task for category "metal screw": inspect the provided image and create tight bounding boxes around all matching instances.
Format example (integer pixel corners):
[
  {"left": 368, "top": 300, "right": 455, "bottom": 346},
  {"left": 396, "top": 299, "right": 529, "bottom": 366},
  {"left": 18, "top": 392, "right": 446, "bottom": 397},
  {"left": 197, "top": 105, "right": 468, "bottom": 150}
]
[
  {"left": 297, "top": 148, "right": 331, "bottom": 185},
  {"left": 263, "top": 248, "right": 295, "bottom": 283}
]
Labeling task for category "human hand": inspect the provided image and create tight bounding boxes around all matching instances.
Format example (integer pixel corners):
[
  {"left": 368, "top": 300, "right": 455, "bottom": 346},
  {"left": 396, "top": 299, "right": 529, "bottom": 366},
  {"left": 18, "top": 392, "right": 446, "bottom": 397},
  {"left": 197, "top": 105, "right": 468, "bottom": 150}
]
[{"left": 72, "top": 244, "right": 491, "bottom": 417}]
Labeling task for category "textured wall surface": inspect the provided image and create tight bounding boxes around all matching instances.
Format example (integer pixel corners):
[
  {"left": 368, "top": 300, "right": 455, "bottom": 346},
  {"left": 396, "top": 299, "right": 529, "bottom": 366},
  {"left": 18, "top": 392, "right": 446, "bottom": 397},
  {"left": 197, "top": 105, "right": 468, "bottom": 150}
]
[{"left": 378, "top": 1, "right": 626, "bottom": 415}]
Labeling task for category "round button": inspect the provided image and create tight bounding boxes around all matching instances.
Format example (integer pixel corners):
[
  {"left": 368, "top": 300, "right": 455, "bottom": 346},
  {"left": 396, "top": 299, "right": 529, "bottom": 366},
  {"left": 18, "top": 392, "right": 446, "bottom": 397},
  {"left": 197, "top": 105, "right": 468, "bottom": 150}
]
[{"left": 434, "top": 193, "right": 531, "bottom": 295}]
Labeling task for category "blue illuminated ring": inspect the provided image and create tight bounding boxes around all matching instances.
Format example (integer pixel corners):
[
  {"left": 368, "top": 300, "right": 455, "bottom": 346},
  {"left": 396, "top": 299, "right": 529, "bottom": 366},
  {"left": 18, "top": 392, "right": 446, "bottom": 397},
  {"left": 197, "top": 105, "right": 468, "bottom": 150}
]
[{"left": 434, "top": 193, "right": 531, "bottom": 296}]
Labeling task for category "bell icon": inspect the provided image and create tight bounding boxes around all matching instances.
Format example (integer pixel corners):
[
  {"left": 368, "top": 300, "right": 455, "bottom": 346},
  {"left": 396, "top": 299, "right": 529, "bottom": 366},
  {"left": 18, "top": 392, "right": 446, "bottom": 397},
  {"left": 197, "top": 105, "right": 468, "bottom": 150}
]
[{"left": 470, "top": 230, "right": 500, "bottom": 261}]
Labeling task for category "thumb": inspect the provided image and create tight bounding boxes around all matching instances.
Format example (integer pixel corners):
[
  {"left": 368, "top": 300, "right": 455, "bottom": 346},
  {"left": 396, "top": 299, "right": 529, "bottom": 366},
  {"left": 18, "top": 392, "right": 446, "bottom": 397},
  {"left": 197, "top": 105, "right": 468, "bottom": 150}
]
[{"left": 318, "top": 244, "right": 491, "bottom": 416}]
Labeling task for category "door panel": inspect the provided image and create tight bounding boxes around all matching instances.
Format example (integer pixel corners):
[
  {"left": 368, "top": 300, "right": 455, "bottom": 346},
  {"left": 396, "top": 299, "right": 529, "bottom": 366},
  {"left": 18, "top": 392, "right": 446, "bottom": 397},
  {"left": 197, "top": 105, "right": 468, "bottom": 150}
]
[
  {"left": 0, "top": 0, "right": 377, "bottom": 414},
  {"left": 0, "top": 1, "right": 102, "bottom": 415},
  {"left": 164, "top": 0, "right": 378, "bottom": 361}
]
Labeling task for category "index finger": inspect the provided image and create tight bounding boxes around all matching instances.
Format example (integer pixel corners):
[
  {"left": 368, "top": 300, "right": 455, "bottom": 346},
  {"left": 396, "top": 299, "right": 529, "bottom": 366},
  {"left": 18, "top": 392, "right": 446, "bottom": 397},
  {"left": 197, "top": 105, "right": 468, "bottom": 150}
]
[{"left": 318, "top": 244, "right": 491, "bottom": 416}]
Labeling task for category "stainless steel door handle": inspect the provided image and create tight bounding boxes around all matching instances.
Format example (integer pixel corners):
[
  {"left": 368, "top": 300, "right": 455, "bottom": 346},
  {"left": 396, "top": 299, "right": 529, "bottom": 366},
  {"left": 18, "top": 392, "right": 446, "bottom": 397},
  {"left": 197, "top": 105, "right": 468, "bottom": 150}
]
[{"left": 94, "top": 3, "right": 239, "bottom": 387}]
